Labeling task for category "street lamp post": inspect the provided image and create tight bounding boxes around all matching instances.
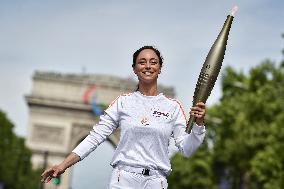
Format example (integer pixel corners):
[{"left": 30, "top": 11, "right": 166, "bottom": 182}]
[{"left": 39, "top": 151, "right": 49, "bottom": 189}]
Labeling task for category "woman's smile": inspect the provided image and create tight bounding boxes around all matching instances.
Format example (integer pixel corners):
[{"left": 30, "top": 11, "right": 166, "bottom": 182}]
[{"left": 133, "top": 49, "right": 161, "bottom": 84}]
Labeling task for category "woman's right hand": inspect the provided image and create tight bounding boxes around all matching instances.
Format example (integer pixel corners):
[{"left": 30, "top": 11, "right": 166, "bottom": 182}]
[
  {"left": 41, "top": 164, "right": 66, "bottom": 183},
  {"left": 41, "top": 152, "right": 81, "bottom": 183}
]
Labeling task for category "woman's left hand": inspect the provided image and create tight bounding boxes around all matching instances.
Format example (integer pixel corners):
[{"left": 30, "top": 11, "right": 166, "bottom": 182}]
[{"left": 190, "top": 102, "right": 206, "bottom": 126}]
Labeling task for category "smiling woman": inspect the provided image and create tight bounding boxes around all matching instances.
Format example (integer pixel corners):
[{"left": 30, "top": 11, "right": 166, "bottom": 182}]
[
  {"left": 132, "top": 46, "right": 163, "bottom": 95},
  {"left": 41, "top": 45, "right": 207, "bottom": 189}
]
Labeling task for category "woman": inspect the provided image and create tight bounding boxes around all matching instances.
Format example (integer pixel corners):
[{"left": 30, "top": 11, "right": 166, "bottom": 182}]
[{"left": 41, "top": 46, "right": 206, "bottom": 189}]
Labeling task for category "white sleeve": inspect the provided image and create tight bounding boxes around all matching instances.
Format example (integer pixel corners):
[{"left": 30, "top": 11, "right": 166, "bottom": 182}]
[
  {"left": 172, "top": 103, "right": 206, "bottom": 158},
  {"left": 72, "top": 96, "right": 121, "bottom": 160}
]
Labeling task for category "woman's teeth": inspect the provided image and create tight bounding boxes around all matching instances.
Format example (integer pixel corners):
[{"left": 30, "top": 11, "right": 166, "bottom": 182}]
[{"left": 145, "top": 72, "right": 151, "bottom": 76}]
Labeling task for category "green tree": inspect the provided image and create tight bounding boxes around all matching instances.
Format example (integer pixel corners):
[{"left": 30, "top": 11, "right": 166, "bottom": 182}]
[
  {"left": 0, "top": 110, "right": 41, "bottom": 189},
  {"left": 210, "top": 60, "right": 284, "bottom": 188},
  {"left": 169, "top": 144, "right": 215, "bottom": 189}
]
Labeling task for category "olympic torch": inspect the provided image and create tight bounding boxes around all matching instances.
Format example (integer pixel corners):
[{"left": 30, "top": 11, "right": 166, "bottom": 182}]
[{"left": 186, "top": 6, "right": 238, "bottom": 133}]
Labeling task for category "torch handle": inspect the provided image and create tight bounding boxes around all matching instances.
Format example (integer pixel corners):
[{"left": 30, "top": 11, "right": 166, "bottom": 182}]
[{"left": 186, "top": 115, "right": 195, "bottom": 133}]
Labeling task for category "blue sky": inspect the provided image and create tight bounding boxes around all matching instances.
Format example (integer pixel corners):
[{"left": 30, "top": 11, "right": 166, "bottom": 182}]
[{"left": 0, "top": 0, "right": 283, "bottom": 188}]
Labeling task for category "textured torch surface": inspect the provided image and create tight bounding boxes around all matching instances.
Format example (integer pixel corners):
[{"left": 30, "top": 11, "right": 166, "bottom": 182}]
[{"left": 186, "top": 15, "right": 234, "bottom": 133}]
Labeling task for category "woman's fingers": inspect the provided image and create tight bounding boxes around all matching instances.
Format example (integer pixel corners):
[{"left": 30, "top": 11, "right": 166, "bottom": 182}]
[
  {"left": 190, "top": 108, "right": 205, "bottom": 116},
  {"left": 41, "top": 169, "right": 52, "bottom": 181},
  {"left": 44, "top": 176, "right": 52, "bottom": 183},
  {"left": 196, "top": 102, "right": 205, "bottom": 108},
  {"left": 41, "top": 166, "right": 60, "bottom": 183},
  {"left": 53, "top": 169, "right": 61, "bottom": 177},
  {"left": 190, "top": 102, "right": 206, "bottom": 125},
  {"left": 190, "top": 102, "right": 205, "bottom": 113}
]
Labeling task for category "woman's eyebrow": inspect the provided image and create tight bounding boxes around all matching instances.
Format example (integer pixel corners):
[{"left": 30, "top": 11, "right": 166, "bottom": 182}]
[
  {"left": 150, "top": 58, "right": 158, "bottom": 60},
  {"left": 137, "top": 58, "right": 158, "bottom": 61}
]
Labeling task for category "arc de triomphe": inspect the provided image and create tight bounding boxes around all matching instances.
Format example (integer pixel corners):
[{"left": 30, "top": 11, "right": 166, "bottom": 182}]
[{"left": 25, "top": 71, "right": 175, "bottom": 189}]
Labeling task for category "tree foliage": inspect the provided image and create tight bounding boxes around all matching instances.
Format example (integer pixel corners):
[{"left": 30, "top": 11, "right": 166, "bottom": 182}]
[
  {"left": 211, "top": 60, "right": 284, "bottom": 189},
  {"left": 0, "top": 110, "right": 41, "bottom": 189},
  {"left": 169, "top": 144, "right": 215, "bottom": 189},
  {"left": 168, "top": 42, "right": 284, "bottom": 188}
]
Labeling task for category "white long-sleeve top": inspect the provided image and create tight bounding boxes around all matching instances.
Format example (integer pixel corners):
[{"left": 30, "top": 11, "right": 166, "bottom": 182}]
[{"left": 72, "top": 91, "right": 206, "bottom": 176}]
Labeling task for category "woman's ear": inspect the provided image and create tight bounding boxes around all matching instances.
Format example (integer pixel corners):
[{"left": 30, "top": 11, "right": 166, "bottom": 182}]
[{"left": 133, "top": 68, "right": 137, "bottom": 75}]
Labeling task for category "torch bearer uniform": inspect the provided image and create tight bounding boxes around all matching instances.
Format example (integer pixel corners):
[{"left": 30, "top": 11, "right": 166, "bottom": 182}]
[{"left": 72, "top": 91, "right": 206, "bottom": 189}]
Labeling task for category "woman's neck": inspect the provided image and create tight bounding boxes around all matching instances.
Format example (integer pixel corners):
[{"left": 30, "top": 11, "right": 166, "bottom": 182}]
[{"left": 138, "top": 83, "right": 159, "bottom": 96}]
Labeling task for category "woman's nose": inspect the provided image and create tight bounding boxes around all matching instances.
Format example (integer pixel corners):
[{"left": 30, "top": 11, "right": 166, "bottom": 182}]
[{"left": 145, "top": 61, "right": 151, "bottom": 68}]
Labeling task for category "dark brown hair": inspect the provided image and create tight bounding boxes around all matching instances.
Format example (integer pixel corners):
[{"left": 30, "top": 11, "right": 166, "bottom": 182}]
[{"left": 132, "top": 46, "right": 163, "bottom": 68}]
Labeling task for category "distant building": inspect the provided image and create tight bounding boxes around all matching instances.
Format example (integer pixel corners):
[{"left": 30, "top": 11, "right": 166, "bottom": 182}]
[{"left": 25, "top": 71, "right": 175, "bottom": 189}]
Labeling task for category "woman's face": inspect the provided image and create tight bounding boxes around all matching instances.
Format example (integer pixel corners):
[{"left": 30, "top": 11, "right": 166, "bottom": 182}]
[{"left": 133, "top": 49, "right": 161, "bottom": 84}]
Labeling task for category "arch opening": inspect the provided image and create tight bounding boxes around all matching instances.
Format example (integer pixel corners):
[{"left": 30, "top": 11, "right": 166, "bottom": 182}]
[{"left": 70, "top": 136, "right": 115, "bottom": 189}]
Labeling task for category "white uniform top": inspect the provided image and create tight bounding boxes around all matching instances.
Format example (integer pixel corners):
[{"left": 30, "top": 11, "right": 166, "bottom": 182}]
[{"left": 72, "top": 91, "right": 206, "bottom": 176}]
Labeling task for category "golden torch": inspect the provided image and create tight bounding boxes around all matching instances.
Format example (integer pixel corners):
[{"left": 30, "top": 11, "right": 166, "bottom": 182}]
[{"left": 186, "top": 6, "right": 238, "bottom": 133}]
